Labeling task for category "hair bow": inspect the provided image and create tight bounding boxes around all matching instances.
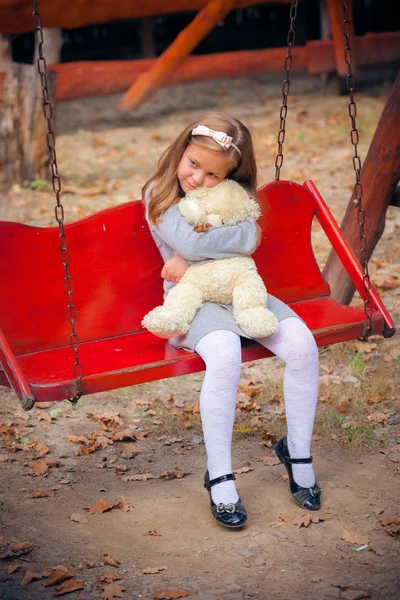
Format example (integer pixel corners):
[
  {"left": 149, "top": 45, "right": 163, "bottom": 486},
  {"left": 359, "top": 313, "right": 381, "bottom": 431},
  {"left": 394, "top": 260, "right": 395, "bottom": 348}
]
[{"left": 191, "top": 125, "right": 242, "bottom": 156}]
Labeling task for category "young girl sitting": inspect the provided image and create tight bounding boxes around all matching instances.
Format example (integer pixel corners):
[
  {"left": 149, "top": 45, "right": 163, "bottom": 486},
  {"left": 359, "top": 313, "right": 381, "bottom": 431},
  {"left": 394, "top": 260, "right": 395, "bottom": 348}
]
[{"left": 143, "top": 112, "right": 321, "bottom": 529}]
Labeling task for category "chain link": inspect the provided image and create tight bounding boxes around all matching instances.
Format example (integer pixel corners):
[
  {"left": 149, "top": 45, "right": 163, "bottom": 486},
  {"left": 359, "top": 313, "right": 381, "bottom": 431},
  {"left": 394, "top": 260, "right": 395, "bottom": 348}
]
[
  {"left": 32, "top": 1, "right": 83, "bottom": 403},
  {"left": 274, "top": 0, "right": 298, "bottom": 180},
  {"left": 342, "top": 1, "right": 372, "bottom": 339}
]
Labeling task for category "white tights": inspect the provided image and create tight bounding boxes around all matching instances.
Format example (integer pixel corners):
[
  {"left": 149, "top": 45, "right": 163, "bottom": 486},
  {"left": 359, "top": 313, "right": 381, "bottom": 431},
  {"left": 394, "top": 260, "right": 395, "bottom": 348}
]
[{"left": 194, "top": 317, "right": 319, "bottom": 505}]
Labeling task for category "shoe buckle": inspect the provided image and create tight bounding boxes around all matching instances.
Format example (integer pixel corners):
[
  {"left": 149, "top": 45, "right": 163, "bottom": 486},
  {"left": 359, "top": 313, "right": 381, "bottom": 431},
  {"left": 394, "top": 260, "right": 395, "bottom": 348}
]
[
  {"left": 309, "top": 484, "right": 321, "bottom": 498},
  {"left": 217, "top": 502, "right": 235, "bottom": 514}
]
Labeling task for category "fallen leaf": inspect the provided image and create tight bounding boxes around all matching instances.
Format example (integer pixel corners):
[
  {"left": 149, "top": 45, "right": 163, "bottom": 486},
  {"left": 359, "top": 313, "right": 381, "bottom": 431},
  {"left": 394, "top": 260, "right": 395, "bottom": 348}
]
[
  {"left": 20, "top": 570, "right": 43, "bottom": 585},
  {"left": 84, "top": 499, "right": 119, "bottom": 514},
  {"left": 104, "top": 554, "right": 123, "bottom": 567},
  {"left": 279, "top": 513, "right": 324, "bottom": 528},
  {"left": 102, "top": 582, "right": 126, "bottom": 599},
  {"left": 143, "top": 565, "right": 167, "bottom": 574},
  {"left": 342, "top": 528, "right": 369, "bottom": 545},
  {"left": 233, "top": 466, "right": 254, "bottom": 474},
  {"left": 42, "top": 567, "right": 74, "bottom": 587},
  {"left": 30, "top": 460, "right": 50, "bottom": 476},
  {"left": 53, "top": 578, "right": 85, "bottom": 596},
  {"left": 367, "top": 395, "right": 385, "bottom": 404},
  {"left": 122, "top": 473, "right": 156, "bottom": 482},
  {"left": 115, "top": 497, "right": 134, "bottom": 512},
  {"left": 159, "top": 471, "right": 192, "bottom": 480},
  {"left": 379, "top": 515, "right": 400, "bottom": 537},
  {"left": 70, "top": 513, "right": 88, "bottom": 523},
  {"left": 0, "top": 540, "right": 33, "bottom": 559},
  {"left": 367, "top": 412, "right": 389, "bottom": 424},
  {"left": 337, "top": 400, "right": 352, "bottom": 413},
  {"left": 144, "top": 529, "right": 161, "bottom": 536},
  {"left": 263, "top": 456, "right": 281, "bottom": 466},
  {"left": 182, "top": 416, "right": 192, "bottom": 428},
  {"left": 34, "top": 441, "right": 50, "bottom": 457},
  {"left": 112, "top": 429, "right": 138, "bottom": 442},
  {"left": 25, "top": 489, "right": 55, "bottom": 498},
  {"left": 153, "top": 590, "right": 189, "bottom": 599}
]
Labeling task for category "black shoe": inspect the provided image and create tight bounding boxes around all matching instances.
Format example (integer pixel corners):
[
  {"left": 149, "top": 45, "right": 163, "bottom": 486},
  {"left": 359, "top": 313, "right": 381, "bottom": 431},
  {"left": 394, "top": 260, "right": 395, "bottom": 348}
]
[
  {"left": 204, "top": 471, "right": 247, "bottom": 528},
  {"left": 275, "top": 436, "right": 321, "bottom": 511}
]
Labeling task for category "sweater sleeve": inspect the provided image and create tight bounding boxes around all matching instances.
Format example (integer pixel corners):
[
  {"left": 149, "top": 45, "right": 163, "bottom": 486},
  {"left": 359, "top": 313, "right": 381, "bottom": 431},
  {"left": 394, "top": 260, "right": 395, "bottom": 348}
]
[{"left": 153, "top": 203, "right": 258, "bottom": 261}]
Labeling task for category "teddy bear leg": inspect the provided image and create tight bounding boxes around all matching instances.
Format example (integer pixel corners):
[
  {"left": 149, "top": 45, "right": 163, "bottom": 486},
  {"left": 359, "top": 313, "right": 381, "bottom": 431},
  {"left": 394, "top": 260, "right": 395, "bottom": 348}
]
[
  {"left": 142, "top": 282, "right": 204, "bottom": 339},
  {"left": 232, "top": 272, "right": 279, "bottom": 338}
]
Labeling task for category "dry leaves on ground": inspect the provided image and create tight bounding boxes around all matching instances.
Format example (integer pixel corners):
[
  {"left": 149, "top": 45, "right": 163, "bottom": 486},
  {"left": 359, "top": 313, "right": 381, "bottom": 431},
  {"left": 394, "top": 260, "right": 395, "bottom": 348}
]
[
  {"left": 0, "top": 540, "right": 33, "bottom": 559},
  {"left": 379, "top": 516, "right": 400, "bottom": 537},
  {"left": 42, "top": 566, "right": 75, "bottom": 587},
  {"left": 104, "top": 554, "right": 123, "bottom": 567},
  {"left": 102, "top": 582, "right": 126, "bottom": 599},
  {"left": 159, "top": 470, "right": 192, "bottom": 480},
  {"left": 279, "top": 513, "right": 324, "bottom": 528},
  {"left": 342, "top": 529, "right": 369, "bottom": 545},
  {"left": 153, "top": 590, "right": 189, "bottom": 599},
  {"left": 54, "top": 578, "right": 85, "bottom": 596},
  {"left": 24, "top": 488, "right": 56, "bottom": 498},
  {"left": 143, "top": 565, "right": 168, "bottom": 574}
]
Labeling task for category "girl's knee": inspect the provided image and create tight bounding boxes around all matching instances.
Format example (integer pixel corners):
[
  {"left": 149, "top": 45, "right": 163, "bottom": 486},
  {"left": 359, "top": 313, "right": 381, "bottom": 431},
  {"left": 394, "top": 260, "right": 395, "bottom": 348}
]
[{"left": 196, "top": 330, "right": 242, "bottom": 379}]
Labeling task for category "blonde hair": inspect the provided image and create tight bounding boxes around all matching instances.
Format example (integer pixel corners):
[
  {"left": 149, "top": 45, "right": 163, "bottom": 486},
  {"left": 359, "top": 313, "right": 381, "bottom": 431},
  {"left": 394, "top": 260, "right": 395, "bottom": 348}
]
[{"left": 143, "top": 112, "right": 258, "bottom": 225}]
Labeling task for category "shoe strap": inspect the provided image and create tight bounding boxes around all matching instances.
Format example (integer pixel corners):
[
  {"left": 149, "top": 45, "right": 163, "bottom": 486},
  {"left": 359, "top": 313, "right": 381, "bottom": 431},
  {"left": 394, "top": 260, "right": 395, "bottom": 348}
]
[
  {"left": 288, "top": 456, "right": 313, "bottom": 464},
  {"left": 205, "top": 473, "right": 236, "bottom": 489}
]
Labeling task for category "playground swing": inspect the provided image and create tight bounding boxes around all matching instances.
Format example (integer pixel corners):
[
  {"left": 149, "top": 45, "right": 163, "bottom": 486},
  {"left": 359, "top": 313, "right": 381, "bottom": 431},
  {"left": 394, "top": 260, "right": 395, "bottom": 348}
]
[{"left": 0, "top": 1, "right": 395, "bottom": 411}]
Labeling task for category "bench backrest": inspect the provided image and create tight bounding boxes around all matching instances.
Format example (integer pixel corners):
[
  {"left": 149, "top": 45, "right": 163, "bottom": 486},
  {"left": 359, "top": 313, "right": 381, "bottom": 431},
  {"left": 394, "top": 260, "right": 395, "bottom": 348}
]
[{"left": 0, "top": 180, "right": 330, "bottom": 355}]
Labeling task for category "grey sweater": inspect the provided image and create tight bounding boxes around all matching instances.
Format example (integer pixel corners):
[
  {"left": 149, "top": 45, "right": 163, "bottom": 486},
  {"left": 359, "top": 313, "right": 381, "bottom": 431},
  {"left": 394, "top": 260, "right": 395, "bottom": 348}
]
[{"left": 145, "top": 194, "right": 298, "bottom": 351}]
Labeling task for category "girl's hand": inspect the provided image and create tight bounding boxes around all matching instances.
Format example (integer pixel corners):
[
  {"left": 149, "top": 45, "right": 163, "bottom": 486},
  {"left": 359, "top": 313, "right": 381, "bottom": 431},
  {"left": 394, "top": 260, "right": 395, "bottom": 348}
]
[
  {"left": 161, "top": 255, "right": 189, "bottom": 283},
  {"left": 255, "top": 223, "right": 262, "bottom": 249}
]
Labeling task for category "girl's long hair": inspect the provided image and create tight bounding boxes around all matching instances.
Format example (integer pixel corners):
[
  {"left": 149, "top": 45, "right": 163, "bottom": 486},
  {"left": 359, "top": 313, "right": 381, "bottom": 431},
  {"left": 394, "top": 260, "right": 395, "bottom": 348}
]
[{"left": 143, "top": 112, "right": 258, "bottom": 224}]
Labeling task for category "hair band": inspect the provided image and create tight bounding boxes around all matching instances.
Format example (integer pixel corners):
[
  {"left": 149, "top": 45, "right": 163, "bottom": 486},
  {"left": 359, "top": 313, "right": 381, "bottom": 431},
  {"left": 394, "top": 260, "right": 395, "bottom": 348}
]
[{"left": 191, "top": 125, "right": 242, "bottom": 157}]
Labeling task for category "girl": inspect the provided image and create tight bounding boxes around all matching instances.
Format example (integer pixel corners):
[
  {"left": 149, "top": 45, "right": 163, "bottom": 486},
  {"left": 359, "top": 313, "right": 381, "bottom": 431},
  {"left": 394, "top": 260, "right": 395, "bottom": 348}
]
[{"left": 143, "top": 112, "right": 321, "bottom": 529}]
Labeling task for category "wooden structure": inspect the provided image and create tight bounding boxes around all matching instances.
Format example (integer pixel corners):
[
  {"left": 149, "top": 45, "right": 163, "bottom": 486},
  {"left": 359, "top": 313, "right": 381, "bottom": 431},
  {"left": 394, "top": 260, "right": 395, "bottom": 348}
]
[
  {"left": 0, "top": 1, "right": 399, "bottom": 105},
  {"left": 0, "top": 180, "right": 394, "bottom": 410},
  {"left": 324, "top": 73, "right": 400, "bottom": 304}
]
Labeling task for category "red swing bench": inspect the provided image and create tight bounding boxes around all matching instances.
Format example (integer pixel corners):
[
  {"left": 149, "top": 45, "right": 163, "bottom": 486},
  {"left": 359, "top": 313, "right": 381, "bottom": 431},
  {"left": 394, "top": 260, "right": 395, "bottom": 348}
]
[{"left": 0, "top": 179, "right": 395, "bottom": 411}]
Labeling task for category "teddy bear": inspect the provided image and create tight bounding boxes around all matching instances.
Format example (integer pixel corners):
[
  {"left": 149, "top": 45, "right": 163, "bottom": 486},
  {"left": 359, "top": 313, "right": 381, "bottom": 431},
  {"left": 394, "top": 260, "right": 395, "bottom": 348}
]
[{"left": 142, "top": 179, "right": 279, "bottom": 339}]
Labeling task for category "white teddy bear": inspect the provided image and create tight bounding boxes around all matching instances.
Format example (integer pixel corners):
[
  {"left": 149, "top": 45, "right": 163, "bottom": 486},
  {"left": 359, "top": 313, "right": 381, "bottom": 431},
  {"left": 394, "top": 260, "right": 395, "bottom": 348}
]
[{"left": 142, "top": 179, "right": 279, "bottom": 339}]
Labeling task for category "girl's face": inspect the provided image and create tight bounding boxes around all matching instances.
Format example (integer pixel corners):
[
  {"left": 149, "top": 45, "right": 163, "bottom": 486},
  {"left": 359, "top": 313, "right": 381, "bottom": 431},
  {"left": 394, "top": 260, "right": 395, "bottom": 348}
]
[{"left": 177, "top": 144, "right": 233, "bottom": 194}]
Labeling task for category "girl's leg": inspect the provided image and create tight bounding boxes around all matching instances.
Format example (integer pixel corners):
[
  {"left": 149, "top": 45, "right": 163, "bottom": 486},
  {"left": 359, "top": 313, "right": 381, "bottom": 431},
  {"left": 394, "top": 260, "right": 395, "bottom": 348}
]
[
  {"left": 257, "top": 317, "right": 319, "bottom": 488},
  {"left": 195, "top": 329, "right": 242, "bottom": 505}
]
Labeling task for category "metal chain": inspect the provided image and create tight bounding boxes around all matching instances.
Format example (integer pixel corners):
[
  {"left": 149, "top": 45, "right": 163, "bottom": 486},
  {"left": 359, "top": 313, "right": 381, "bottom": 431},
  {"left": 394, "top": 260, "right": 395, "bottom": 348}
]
[
  {"left": 342, "top": 1, "right": 372, "bottom": 339},
  {"left": 32, "top": 1, "right": 83, "bottom": 402},
  {"left": 274, "top": 0, "right": 298, "bottom": 180}
]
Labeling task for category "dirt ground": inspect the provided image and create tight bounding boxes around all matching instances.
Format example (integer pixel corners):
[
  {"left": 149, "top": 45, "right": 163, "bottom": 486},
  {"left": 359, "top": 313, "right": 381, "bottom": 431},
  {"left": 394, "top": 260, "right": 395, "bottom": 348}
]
[{"left": 1, "top": 72, "right": 399, "bottom": 600}]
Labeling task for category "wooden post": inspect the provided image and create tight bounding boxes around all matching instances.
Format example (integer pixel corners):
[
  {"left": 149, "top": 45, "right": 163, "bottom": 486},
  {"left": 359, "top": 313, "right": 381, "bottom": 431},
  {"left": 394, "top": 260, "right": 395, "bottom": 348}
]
[
  {"left": 0, "top": 34, "right": 11, "bottom": 69},
  {"left": 0, "top": 64, "right": 56, "bottom": 184},
  {"left": 118, "top": 0, "right": 236, "bottom": 110},
  {"left": 325, "top": 0, "right": 356, "bottom": 76},
  {"left": 323, "top": 73, "right": 400, "bottom": 305},
  {"left": 33, "top": 27, "right": 63, "bottom": 64}
]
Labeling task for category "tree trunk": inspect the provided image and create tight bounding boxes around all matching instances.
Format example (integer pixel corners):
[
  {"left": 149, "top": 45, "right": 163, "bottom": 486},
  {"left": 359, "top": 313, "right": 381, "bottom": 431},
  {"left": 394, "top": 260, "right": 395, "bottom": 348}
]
[
  {"left": 323, "top": 72, "right": 400, "bottom": 305},
  {"left": 0, "top": 63, "right": 56, "bottom": 184}
]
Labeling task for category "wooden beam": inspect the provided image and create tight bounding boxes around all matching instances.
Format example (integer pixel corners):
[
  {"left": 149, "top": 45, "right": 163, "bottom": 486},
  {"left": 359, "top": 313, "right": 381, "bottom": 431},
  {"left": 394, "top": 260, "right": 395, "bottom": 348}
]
[
  {"left": 325, "top": 0, "right": 356, "bottom": 77},
  {"left": 0, "top": 0, "right": 293, "bottom": 35},
  {"left": 118, "top": 0, "right": 236, "bottom": 111},
  {"left": 323, "top": 72, "right": 400, "bottom": 305},
  {"left": 0, "top": 32, "right": 398, "bottom": 103}
]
